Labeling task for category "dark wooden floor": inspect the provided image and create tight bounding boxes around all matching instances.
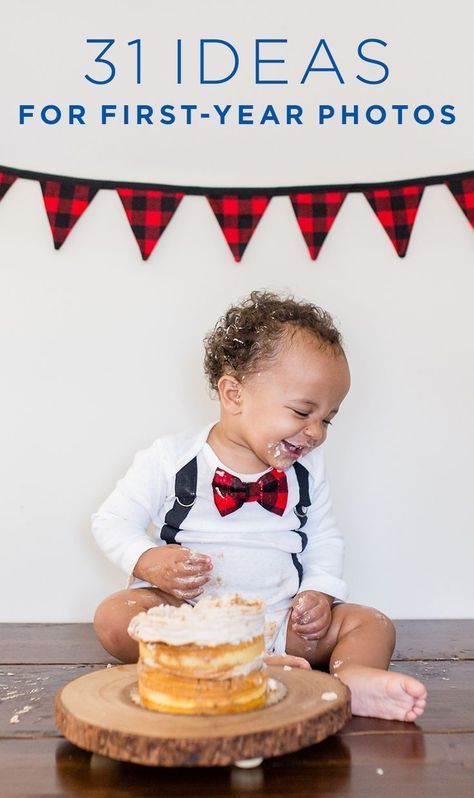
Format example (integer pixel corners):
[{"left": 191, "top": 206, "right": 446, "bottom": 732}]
[{"left": 1, "top": 621, "right": 473, "bottom": 797}]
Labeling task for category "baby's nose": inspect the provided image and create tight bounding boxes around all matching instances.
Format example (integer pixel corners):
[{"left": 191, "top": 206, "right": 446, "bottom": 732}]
[{"left": 304, "top": 421, "right": 324, "bottom": 441}]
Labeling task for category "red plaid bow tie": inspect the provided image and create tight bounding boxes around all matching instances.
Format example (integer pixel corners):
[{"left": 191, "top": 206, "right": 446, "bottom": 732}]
[{"left": 212, "top": 467, "right": 288, "bottom": 517}]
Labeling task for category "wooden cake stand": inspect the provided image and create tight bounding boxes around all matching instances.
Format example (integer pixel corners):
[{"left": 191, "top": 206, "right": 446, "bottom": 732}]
[{"left": 55, "top": 664, "right": 351, "bottom": 767}]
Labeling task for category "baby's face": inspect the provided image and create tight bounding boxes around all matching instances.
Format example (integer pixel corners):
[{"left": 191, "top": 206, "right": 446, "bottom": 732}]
[{"left": 235, "top": 329, "right": 351, "bottom": 471}]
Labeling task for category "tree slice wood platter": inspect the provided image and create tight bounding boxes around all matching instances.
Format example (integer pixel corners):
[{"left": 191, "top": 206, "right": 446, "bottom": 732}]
[{"left": 55, "top": 664, "right": 351, "bottom": 767}]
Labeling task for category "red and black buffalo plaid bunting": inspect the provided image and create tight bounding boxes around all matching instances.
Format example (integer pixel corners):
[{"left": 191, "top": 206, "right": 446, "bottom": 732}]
[
  {"left": 290, "top": 192, "right": 347, "bottom": 259},
  {"left": 117, "top": 188, "right": 184, "bottom": 260},
  {"left": 0, "top": 170, "right": 16, "bottom": 201},
  {"left": 446, "top": 177, "right": 474, "bottom": 228},
  {"left": 207, "top": 194, "right": 270, "bottom": 261},
  {"left": 212, "top": 467, "right": 288, "bottom": 517},
  {"left": 40, "top": 180, "right": 98, "bottom": 249},
  {"left": 364, "top": 184, "right": 424, "bottom": 257},
  {"left": 0, "top": 165, "right": 472, "bottom": 261}
]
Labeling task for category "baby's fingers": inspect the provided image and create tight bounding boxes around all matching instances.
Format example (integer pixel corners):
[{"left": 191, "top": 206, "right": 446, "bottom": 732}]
[
  {"left": 170, "top": 574, "right": 209, "bottom": 600},
  {"left": 292, "top": 604, "right": 330, "bottom": 628},
  {"left": 291, "top": 597, "right": 313, "bottom": 619},
  {"left": 292, "top": 621, "right": 330, "bottom": 640},
  {"left": 178, "top": 561, "right": 213, "bottom": 577},
  {"left": 264, "top": 654, "right": 311, "bottom": 670},
  {"left": 180, "top": 550, "right": 213, "bottom": 574},
  {"left": 171, "top": 586, "right": 205, "bottom": 600},
  {"left": 175, "top": 574, "right": 210, "bottom": 590}
]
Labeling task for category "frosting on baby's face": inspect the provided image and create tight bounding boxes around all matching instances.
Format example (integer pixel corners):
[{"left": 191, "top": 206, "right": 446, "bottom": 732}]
[{"left": 222, "top": 328, "right": 351, "bottom": 473}]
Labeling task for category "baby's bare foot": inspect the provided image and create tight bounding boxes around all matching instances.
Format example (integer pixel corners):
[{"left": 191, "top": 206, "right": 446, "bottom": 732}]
[{"left": 335, "top": 664, "right": 427, "bottom": 722}]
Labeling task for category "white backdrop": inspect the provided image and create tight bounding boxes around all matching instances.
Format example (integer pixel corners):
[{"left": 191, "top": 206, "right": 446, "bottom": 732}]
[{"left": 0, "top": 0, "right": 473, "bottom": 620}]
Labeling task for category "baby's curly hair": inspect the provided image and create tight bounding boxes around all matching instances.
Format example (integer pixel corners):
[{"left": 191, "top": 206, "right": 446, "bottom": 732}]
[{"left": 203, "top": 290, "right": 344, "bottom": 392}]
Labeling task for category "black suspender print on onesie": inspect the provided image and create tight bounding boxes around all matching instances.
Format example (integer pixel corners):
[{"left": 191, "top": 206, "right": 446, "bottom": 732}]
[
  {"left": 160, "top": 457, "right": 198, "bottom": 543},
  {"left": 159, "top": 457, "right": 312, "bottom": 590},
  {"left": 291, "top": 461, "right": 311, "bottom": 590}
]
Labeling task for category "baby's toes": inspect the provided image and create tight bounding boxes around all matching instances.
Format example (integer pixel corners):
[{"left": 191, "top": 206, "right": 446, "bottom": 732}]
[
  {"left": 404, "top": 694, "right": 427, "bottom": 722},
  {"left": 412, "top": 679, "right": 427, "bottom": 698},
  {"left": 402, "top": 676, "right": 427, "bottom": 701},
  {"left": 405, "top": 703, "right": 425, "bottom": 722},
  {"left": 413, "top": 697, "right": 427, "bottom": 714}
]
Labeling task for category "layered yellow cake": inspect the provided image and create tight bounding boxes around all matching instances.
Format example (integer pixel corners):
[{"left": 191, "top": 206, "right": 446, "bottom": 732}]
[{"left": 127, "top": 594, "right": 267, "bottom": 715}]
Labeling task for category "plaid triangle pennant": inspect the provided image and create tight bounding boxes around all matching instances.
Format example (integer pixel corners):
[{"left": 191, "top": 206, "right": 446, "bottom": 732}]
[
  {"left": 117, "top": 188, "right": 184, "bottom": 260},
  {"left": 446, "top": 177, "right": 474, "bottom": 228},
  {"left": 364, "top": 184, "right": 424, "bottom": 257},
  {"left": 207, "top": 194, "right": 270, "bottom": 261},
  {"left": 289, "top": 191, "right": 347, "bottom": 260},
  {"left": 0, "top": 171, "right": 17, "bottom": 201},
  {"left": 40, "top": 180, "right": 98, "bottom": 249}
]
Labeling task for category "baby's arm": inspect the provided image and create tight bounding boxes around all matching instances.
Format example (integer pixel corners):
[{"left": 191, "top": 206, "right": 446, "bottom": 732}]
[
  {"left": 91, "top": 440, "right": 211, "bottom": 595},
  {"left": 91, "top": 441, "right": 164, "bottom": 578}
]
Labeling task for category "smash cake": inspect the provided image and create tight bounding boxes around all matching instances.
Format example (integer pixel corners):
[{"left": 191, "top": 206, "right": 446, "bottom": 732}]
[{"left": 127, "top": 594, "right": 267, "bottom": 715}]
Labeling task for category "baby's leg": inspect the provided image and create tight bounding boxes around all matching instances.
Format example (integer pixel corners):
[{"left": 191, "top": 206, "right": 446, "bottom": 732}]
[
  {"left": 93, "top": 587, "right": 187, "bottom": 663},
  {"left": 286, "top": 602, "right": 428, "bottom": 722}
]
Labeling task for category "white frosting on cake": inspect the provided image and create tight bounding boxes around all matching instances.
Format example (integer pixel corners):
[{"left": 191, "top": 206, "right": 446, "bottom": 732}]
[{"left": 127, "top": 593, "right": 265, "bottom": 646}]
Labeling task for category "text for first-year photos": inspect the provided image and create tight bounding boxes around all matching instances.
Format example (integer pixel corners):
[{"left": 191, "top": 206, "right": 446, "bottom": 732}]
[{"left": 17, "top": 37, "right": 457, "bottom": 127}]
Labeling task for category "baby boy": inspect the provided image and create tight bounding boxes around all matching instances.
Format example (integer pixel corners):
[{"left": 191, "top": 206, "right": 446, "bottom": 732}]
[{"left": 92, "top": 290, "right": 427, "bottom": 722}]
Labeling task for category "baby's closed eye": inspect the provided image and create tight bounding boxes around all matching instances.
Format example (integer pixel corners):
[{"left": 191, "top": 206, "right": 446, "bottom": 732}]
[{"left": 291, "top": 408, "right": 333, "bottom": 426}]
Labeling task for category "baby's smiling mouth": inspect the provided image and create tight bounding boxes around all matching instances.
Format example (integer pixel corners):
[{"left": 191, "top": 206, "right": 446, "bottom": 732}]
[{"left": 281, "top": 440, "right": 305, "bottom": 457}]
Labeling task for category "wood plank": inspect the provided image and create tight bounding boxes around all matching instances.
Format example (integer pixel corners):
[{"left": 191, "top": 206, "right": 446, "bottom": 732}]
[
  {"left": 2, "top": 620, "right": 473, "bottom": 665},
  {"left": 393, "top": 620, "right": 474, "bottom": 660},
  {"left": 2, "top": 661, "right": 474, "bottom": 739},
  {"left": 0, "top": 665, "right": 100, "bottom": 738},
  {"left": 0, "top": 733, "right": 473, "bottom": 797},
  {"left": 0, "top": 624, "right": 118, "bottom": 665}
]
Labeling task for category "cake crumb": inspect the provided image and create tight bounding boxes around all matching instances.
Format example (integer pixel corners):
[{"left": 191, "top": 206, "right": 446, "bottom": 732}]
[
  {"left": 129, "top": 688, "right": 141, "bottom": 706},
  {"left": 234, "top": 757, "right": 263, "bottom": 769},
  {"left": 376, "top": 768, "right": 384, "bottom": 776},
  {"left": 126, "top": 600, "right": 137, "bottom": 606},
  {"left": 106, "top": 664, "right": 113, "bottom": 669},
  {"left": 321, "top": 691, "right": 338, "bottom": 701},
  {"left": 283, "top": 665, "right": 292, "bottom": 671},
  {"left": 10, "top": 705, "right": 33, "bottom": 723},
  {"left": 267, "top": 678, "right": 278, "bottom": 692}
]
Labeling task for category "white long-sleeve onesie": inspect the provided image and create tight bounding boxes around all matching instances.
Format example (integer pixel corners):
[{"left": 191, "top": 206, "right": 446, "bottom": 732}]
[{"left": 91, "top": 421, "right": 349, "bottom": 652}]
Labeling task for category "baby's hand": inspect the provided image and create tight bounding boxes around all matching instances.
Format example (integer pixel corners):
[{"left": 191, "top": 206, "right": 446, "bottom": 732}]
[
  {"left": 290, "top": 590, "right": 332, "bottom": 641},
  {"left": 264, "top": 654, "right": 311, "bottom": 670},
  {"left": 133, "top": 545, "right": 212, "bottom": 599}
]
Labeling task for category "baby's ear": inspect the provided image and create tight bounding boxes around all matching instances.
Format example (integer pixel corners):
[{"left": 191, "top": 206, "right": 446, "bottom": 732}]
[{"left": 217, "top": 375, "right": 242, "bottom": 414}]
